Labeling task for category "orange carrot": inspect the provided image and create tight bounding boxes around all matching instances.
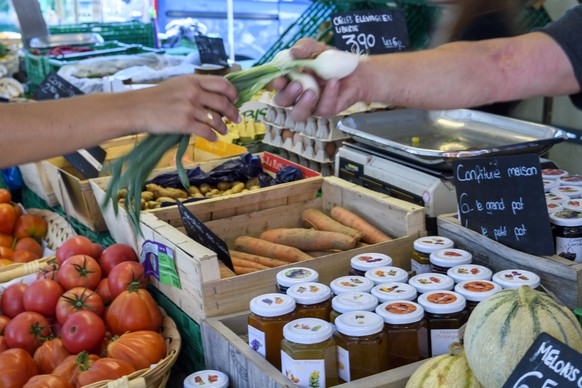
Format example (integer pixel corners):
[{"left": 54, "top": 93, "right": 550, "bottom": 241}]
[
  {"left": 302, "top": 208, "right": 363, "bottom": 240},
  {"left": 231, "top": 257, "right": 269, "bottom": 270},
  {"left": 230, "top": 250, "right": 288, "bottom": 268},
  {"left": 218, "top": 261, "right": 236, "bottom": 278},
  {"left": 234, "top": 236, "right": 313, "bottom": 263},
  {"left": 330, "top": 206, "right": 392, "bottom": 244},
  {"left": 260, "top": 228, "right": 357, "bottom": 251},
  {"left": 233, "top": 265, "right": 262, "bottom": 275}
]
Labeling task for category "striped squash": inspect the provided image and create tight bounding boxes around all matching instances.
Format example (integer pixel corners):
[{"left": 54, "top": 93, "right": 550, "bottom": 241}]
[
  {"left": 405, "top": 343, "right": 481, "bottom": 388},
  {"left": 464, "top": 285, "right": 582, "bottom": 388}
]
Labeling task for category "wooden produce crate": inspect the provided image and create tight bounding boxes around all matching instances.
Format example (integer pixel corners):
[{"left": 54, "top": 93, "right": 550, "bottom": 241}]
[
  {"left": 19, "top": 162, "right": 58, "bottom": 206},
  {"left": 138, "top": 176, "right": 426, "bottom": 323},
  {"left": 43, "top": 135, "right": 246, "bottom": 232},
  {"left": 437, "top": 213, "right": 582, "bottom": 309},
  {"left": 91, "top": 152, "right": 322, "bottom": 251},
  {"left": 202, "top": 312, "right": 423, "bottom": 388}
]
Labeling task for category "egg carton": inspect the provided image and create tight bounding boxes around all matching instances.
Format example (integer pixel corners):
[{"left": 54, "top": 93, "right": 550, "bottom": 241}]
[
  {"left": 263, "top": 125, "right": 342, "bottom": 163},
  {"left": 269, "top": 146, "right": 334, "bottom": 177}
]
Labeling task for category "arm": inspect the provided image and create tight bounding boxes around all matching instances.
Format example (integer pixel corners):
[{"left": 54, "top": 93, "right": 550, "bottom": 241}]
[{"left": 0, "top": 74, "right": 239, "bottom": 168}]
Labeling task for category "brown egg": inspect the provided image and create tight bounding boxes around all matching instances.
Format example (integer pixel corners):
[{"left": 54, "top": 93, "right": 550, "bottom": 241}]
[
  {"left": 282, "top": 128, "right": 294, "bottom": 142},
  {"left": 325, "top": 141, "right": 337, "bottom": 157}
]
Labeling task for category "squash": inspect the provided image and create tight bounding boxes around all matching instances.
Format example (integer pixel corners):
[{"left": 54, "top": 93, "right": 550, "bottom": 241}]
[
  {"left": 405, "top": 342, "right": 481, "bottom": 388},
  {"left": 464, "top": 285, "right": 582, "bottom": 388}
]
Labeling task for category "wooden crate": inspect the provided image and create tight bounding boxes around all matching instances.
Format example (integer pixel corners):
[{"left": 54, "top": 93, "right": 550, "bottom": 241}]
[
  {"left": 138, "top": 176, "right": 426, "bottom": 323},
  {"left": 202, "top": 312, "right": 423, "bottom": 388},
  {"left": 91, "top": 152, "right": 323, "bottom": 251},
  {"left": 437, "top": 213, "right": 582, "bottom": 309},
  {"left": 19, "top": 162, "right": 58, "bottom": 206},
  {"left": 43, "top": 135, "right": 247, "bottom": 231}
]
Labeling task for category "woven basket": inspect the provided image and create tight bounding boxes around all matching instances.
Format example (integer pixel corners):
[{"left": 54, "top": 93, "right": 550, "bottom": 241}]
[
  {"left": 0, "top": 255, "right": 55, "bottom": 284},
  {"left": 27, "top": 208, "right": 77, "bottom": 251}
]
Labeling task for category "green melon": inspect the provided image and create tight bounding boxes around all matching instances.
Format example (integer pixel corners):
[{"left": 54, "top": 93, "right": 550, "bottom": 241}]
[{"left": 464, "top": 285, "right": 582, "bottom": 388}]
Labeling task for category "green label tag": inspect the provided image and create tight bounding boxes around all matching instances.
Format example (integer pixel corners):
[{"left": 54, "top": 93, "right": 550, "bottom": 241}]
[{"left": 140, "top": 240, "right": 181, "bottom": 288}]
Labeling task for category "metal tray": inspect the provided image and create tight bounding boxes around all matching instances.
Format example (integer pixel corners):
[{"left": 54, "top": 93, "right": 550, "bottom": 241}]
[
  {"left": 30, "top": 33, "right": 104, "bottom": 49},
  {"left": 338, "top": 109, "right": 567, "bottom": 170}
]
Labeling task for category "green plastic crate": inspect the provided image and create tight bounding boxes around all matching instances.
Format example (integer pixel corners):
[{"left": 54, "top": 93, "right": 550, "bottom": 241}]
[{"left": 48, "top": 21, "right": 157, "bottom": 48}]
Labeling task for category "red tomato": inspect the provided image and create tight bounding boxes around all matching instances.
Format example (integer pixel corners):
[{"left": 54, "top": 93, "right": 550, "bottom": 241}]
[
  {"left": 0, "top": 203, "right": 17, "bottom": 235},
  {"left": 98, "top": 243, "right": 138, "bottom": 276},
  {"left": 55, "top": 287, "right": 104, "bottom": 326},
  {"left": 1, "top": 282, "right": 28, "bottom": 318},
  {"left": 22, "top": 279, "right": 64, "bottom": 318},
  {"left": 0, "top": 335, "right": 7, "bottom": 352},
  {"left": 0, "top": 348, "right": 38, "bottom": 388},
  {"left": 95, "top": 278, "right": 114, "bottom": 306},
  {"left": 107, "top": 330, "right": 167, "bottom": 370},
  {"left": 106, "top": 288, "right": 162, "bottom": 335},
  {"left": 14, "top": 214, "right": 48, "bottom": 241},
  {"left": 37, "top": 262, "right": 59, "bottom": 280},
  {"left": 23, "top": 374, "right": 73, "bottom": 388},
  {"left": 0, "top": 314, "right": 10, "bottom": 334},
  {"left": 0, "top": 188, "right": 11, "bottom": 203},
  {"left": 55, "top": 236, "right": 103, "bottom": 266},
  {"left": 77, "top": 357, "right": 135, "bottom": 386},
  {"left": 33, "top": 337, "right": 71, "bottom": 375},
  {"left": 57, "top": 255, "right": 102, "bottom": 290},
  {"left": 52, "top": 352, "right": 100, "bottom": 387},
  {"left": 61, "top": 311, "right": 106, "bottom": 354},
  {"left": 4, "top": 311, "right": 51, "bottom": 355},
  {"left": 14, "top": 237, "right": 43, "bottom": 258},
  {"left": 107, "top": 261, "right": 146, "bottom": 298},
  {"left": 12, "top": 250, "right": 41, "bottom": 263},
  {"left": 0, "top": 232, "right": 14, "bottom": 247}
]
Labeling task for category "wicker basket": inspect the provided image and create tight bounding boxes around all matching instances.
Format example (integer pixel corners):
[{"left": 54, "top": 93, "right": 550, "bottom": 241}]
[
  {"left": 0, "top": 255, "right": 55, "bottom": 284},
  {"left": 27, "top": 208, "right": 77, "bottom": 251}
]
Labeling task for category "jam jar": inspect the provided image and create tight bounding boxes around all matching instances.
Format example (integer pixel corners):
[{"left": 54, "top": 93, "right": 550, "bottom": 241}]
[
  {"left": 411, "top": 236, "right": 454, "bottom": 275},
  {"left": 546, "top": 192, "right": 571, "bottom": 204},
  {"left": 333, "top": 311, "right": 389, "bottom": 382},
  {"left": 492, "top": 269, "right": 541, "bottom": 290},
  {"left": 349, "top": 253, "right": 393, "bottom": 276},
  {"left": 286, "top": 282, "right": 332, "bottom": 321},
  {"left": 429, "top": 248, "right": 472, "bottom": 275},
  {"left": 551, "top": 185, "right": 582, "bottom": 199},
  {"left": 330, "top": 292, "right": 378, "bottom": 324},
  {"left": 365, "top": 266, "right": 409, "bottom": 285},
  {"left": 547, "top": 202, "right": 564, "bottom": 214},
  {"left": 280, "top": 318, "right": 338, "bottom": 387},
  {"left": 330, "top": 275, "right": 374, "bottom": 295},
  {"left": 454, "top": 280, "right": 502, "bottom": 312},
  {"left": 375, "top": 300, "right": 429, "bottom": 368},
  {"left": 409, "top": 273, "right": 455, "bottom": 295},
  {"left": 276, "top": 267, "right": 319, "bottom": 293},
  {"left": 550, "top": 210, "right": 582, "bottom": 262},
  {"left": 248, "top": 293, "right": 297, "bottom": 370},
  {"left": 542, "top": 168, "right": 569, "bottom": 180},
  {"left": 559, "top": 174, "right": 582, "bottom": 186},
  {"left": 564, "top": 199, "right": 582, "bottom": 212},
  {"left": 371, "top": 282, "right": 418, "bottom": 303},
  {"left": 447, "top": 264, "right": 493, "bottom": 284},
  {"left": 417, "top": 290, "right": 469, "bottom": 357},
  {"left": 544, "top": 179, "right": 560, "bottom": 193},
  {"left": 184, "top": 370, "right": 229, "bottom": 388}
]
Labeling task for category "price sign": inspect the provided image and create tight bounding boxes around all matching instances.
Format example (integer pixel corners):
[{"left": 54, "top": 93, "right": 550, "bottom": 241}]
[
  {"left": 33, "top": 72, "right": 84, "bottom": 101},
  {"left": 332, "top": 9, "right": 409, "bottom": 54},
  {"left": 194, "top": 35, "right": 228, "bottom": 67},
  {"left": 452, "top": 154, "right": 554, "bottom": 256}
]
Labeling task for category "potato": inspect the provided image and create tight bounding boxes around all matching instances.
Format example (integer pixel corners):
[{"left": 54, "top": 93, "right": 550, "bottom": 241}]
[
  {"left": 156, "top": 196, "right": 176, "bottom": 203},
  {"left": 199, "top": 183, "right": 212, "bottom": 195},
  {"left": 117, "top": 188, "right": 128, "bottom": 200},
  {"left": 245, "top": 177, "right": 259, "bottom": 189},
  {"left": 141, "top": 191, "right": 154, "bottom": 202},
  {"left": 205, "top": 188, "right": 220, "bottom": 197},
  {"left": 217, "top": 181, "right": 232, "bottom": 191},
  {"left": 146, "top": 201, "right": 160, "bottom": 210},
  {"left": 188, "top": 185, "right": 201, "bottom": 195},
  {"left": 231, "top": 182, "right": 245, "bottom": 194},
  {"left": 249, "top": 185, "right": 260, "bottom": 191}
]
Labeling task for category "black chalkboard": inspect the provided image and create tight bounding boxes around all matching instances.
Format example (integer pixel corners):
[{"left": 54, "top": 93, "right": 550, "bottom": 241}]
[
  {"left": 452, "top": 154, "right": 554, "bottom": 256},
  {"left": 503, "top": 332, "right": 582, "bottom": 387},
  {"left": 33, "top": 72, "right": 84, "bottom": 101},
  {"left": 332, "top": 9, "right": 409, "bottom": 54},
  {"left": 177, "top": 200, "right": 233, "bottom": 271},
  {"left": 194, "top": 35, "right": 228, "bottom": 67}
]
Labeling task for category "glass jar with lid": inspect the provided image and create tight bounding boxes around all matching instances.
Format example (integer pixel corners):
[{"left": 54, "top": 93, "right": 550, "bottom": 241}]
[
  {"left": 429, "top": 248, "right": 472, "bottom": 275},
  {"left": 411, "top": 236, "right": 454, "bottom": 275},
  {"left": 330, "top": 292, "right": 378, "bottom": 324},
  {"left": 371, "top": 282, "right": 417, "bottom": 303},
  {"left": 375, "top": 300, "right": 429, "bottom": 368},
  {"left": 454, "top": 280, "right": 502, "bottom": 312},
  {"left": 330, "top": 275, "right": 374, "bottom": 295},
  {"left": 547, "top": 202, "right": 564, "bottom": 214},
  {"left": 349, "top": 253, "right": 393, "bottom": 276},
  {"left": 365, "top": 266, "right": 409, "bottom": 285},
  {"left": 550, "top": 210, "right": 582, "bottom": 262},
  {"left": 408, "top": 273, "right": 455, "bottom": 295},
  {"left": 546, "top": 192, "right": 571, "bottom": 204},
  {"left": 447, "top": 264, "right": 492, "bottom": 284},
  {"left": 492, "top": 269, "right": 541, "bottom": 290},
  {"left": 542, "top": 168, "right": 569, "bottom": 180},
  {"left": 281, "top": 318, "right": 338, "bottom": 387},
  {"left": 286, "top": 282, "right": 332, "bottom": 321},
  {"left": 417, "top": 290, "right": 469, "bottom": 357},
  {"left": 184, "top": 370, "right": 229, "bottom": 388},
  {"left": 564, "top": 199, "right": 582, "bottom": 212},
  {"left": 248, "top": 293, "right": 297, "bottom": 370},
  {"left": 559, "top": 175, "right": 582, "bottom": 186},
  {"left": 276, "top": 267, "right": 319, "bottom": 293},
  {"left": 551, "top": 185, "right": 582, "bottom": 199},
  {"left": 333, "top": 311, "right": 389, "bottom": 382},
  {"left": 544, "top": 179, "right": 560, "bottom": 193}
]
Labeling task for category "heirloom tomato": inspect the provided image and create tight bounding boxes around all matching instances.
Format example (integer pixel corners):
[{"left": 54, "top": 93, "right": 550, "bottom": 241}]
[
  {"left": 107, "top": 330, "right": 167, "bottom": 370},
  {"left": 14, "top": 237, "right": 43, "bottom": 258},
  {"left": 56, "top": 287, "right": 104, "bottom": 325},
  {"left": 23, "top": 374, "right": 73, "bottom": 388},
  {"left": 57, "top": 255, "right": 102, "bottom": 290},
  {"left": 95, "top": 278, "right": 113, "bottom": 306},
  {"left": 12, "top": 250, "right": 40, "bottom": 263},
  {"left": 55, "top": 236, "right": 103, "bottom": 265},
  {"left": 22, "top": 279, "right": 64, "bottom": 318},
  {"left": 1, "top": 282, "right": 28, "bottom": 317},
  {"left": 98, "top": 243, "right": 138, "bottom": 276},
  {"left": 61, "top": 310, "right": 106, "bottom": 354},
  {"left": 106, "top": 286, "right": 162, "bottom": 335},
  {"left": 52, "top": 352, "right": 100, "bottom": 387},
  {"left": 14, "top": 214, "right": 48, "bottom": 241},
  {"left": 33, "top": 337, "right": 70, "bottom": 374},
  {"left": 4, "top": 311, "right": 51, "bottom": 354},
  {"left": 0, "top": 314, "right": 10, "bottom": 334},
  {"left": 77, "top": 358, "right": 135, "bottom": 386},
  {"left": 107, "top": 261, "right": 146, "bottom": 298},
  {"left": 0, "top": 348, "right": 38, "bottom": 388},
  {"left": 0, "top": 335, "right": 7, "bottom": 352}
]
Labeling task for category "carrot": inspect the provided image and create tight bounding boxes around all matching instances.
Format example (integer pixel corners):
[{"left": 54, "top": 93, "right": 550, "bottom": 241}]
[
  {"left": 302, "top": 208, "right": 363, "bottom": 240},
  {"left": 218, "top": 261, "right": 236, "bottom": 278},
  {"left": 230, "top": 250, "right": 288, "bottom": 268},
  {"left": 260, "top": 228, "right": 357, "bottom": 251},
  {"left": 233, "top": 265, "right": 262, "bottom": 275},
  {"left": 330, "top": 206, "right": 392, "bottom": 244},
  {"left": 231, "top": 257, "right": 270, "bottom": 271},
  {"left": 234, "top": 236, "right": 313, "bottom": 263}
]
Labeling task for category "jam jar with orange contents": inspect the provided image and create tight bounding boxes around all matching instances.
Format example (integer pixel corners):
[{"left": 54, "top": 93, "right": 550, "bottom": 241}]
[
  {"left": 411, "top": 236, "right": 454, "bottom": 275},
  {"left": 447, "top": 264, "right": 493, "bottom": 284},
  {"left": 375, "top": 300, "right": 429, "bottom": 369},
  {"left": 408, "top": 273, "right": 455, "bottom": 295},
  {"left": 248, "top": 293, "right": 297, "bottom": 370},
  {"left": 429, "top": 248, "right": 472, "bottom": 275},
  {"left": 286, "top": 282, "right": 332, "bottom": 321},
  {"left": 330, "top": 292, "right": 378, "bottom": 324},
  {"left": 276, "top": 267, "right": 319, "bottom": 293},
  {"left": 454, "top": 280, "right": 502, "bottom": 312},
  {"left": 365, "top": 266, "right": 409, "bottom": 285},
  {"left": 330, "top": 275, "right": 374, "bottom": 295},
  {"left": 371, "top": 282, "right": 417, "bottom": 303},
  {"left": 492, "top": 269, "right": 541, "bottom": 290},
  {"left": 333, "top": 311, "right": 389, "bottom": 383},
  {"left": 417, "top": 290, "right": 468, "bottom": 357},
  {"left": 349, "top": 253, "right": 393, "bottom": 276}
]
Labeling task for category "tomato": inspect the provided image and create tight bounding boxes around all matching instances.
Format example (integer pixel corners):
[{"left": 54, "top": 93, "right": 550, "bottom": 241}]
[
  {"left": 12, "top": 250, "right": 40, "bottom": 263},
  {"left": 1, "top": 282, "right": 28, "bottom": 317},
  {"left": 61, "top": 310, "right": 106, "bottom": 354},
  {"left": 56, "top": 287, "right": 104, "bottom": 326},
  {"left": 0, "top": 245, "right": 13, "bottom": 260},
  {"left": 55, "top": 236, "right": 103, "bottom": 266},
  {"left": 4, "top": 311, "right": 51, "bottom": 355},
  {"left": 23, "top": 374, "right": 73, "bottom": 388},
  {"left": 0, "top": 203, "right": 17, "bottom": 234},
  {"left": 23, "top": 279, "right": 64, "bottom": 318},
  {"left": 0, "top": 335, "right": 7, "bottom": 352},
  {"left": 57, "top": 255, "right": 102, "bottom": 290},
  {"left": 0, "top": 232, "right": 14, "bottom": 247},
  {"left": 107, "top": 261, "right": 146, "bottom": 298},
  {"left": 107, "top": 330, "right": 167, "bottom": 370},
  {"left": 98, "top": 243, "right": 138, "bottom": 276},
  {"left": 0, "top": 314, "right": 10, "bottom": 334},
  {"left": 0, "top": 348, "right": 38, "bottom": 388},
  {"left": 95, "top": 278, "right": 113, "bottom": 306},
  {"left": 33, "top": 337, "right": 71, "bottom": 375},
  {"left": 106, "top": 287, "right": 162, "bottom": 335},
  {"left": 0, "top": 188, "right": 11, "bottom": 203},
  {"left": 37, "top": 262, "right": 59, "bottom": 280},
  {"left": 77, "top": 357, "right": 135, "bottom": 386},
  {"left": 14, "top": 214, "right": 48, "bottom": 241},
  {"left": 0, "top": 258, "right": 13, "bottom": 267},
  {"left": 52, "top": 352, "right": 99, "bottom": 387},
  {"left": 14, "top": 237, "right": 43, "bottom": 258}
]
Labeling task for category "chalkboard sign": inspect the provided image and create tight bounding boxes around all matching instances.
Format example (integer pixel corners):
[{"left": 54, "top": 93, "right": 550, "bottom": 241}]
[
  {"left": 194, "top": 35, "right": 228, "bottom": 67},
  {"left": 33, "top": 72, "right": 84, "bottom": 101},
  {"left": 177, "top": 200, "right": 233, "bottom": 271},
  {"left": 503, "top": 332, "right": 582, "bottom": 387},
  {"left": 452, "top": 154, "right": 554, "bottom": 256},
  {"left": 332, "top": 9, "right": 409, "bottom": 55}
]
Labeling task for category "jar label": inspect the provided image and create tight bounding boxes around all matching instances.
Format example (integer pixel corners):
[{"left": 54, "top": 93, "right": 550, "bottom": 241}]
[
  {"left": 248, "top": 325, "right": 266, "bottom": 357},
  {"left": 430, "top": 328, "right": 463, "bottom": 356},
  {"left": 337, "top": 346, "right": 351, "bottom": 382},
  {"left": 281, "top": 351, "right": 325, "bottom": 387},
  {"left": 411, "top": 259, "right": 431, "bottom": 275},
  {"left": 556, "top": 236, "right": 582, "bottom": 262}
]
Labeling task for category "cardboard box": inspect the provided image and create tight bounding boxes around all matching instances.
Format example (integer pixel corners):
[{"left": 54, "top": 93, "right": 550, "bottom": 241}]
[{"left": 137, "top": 176, "right": 426, "bottom": 323}]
